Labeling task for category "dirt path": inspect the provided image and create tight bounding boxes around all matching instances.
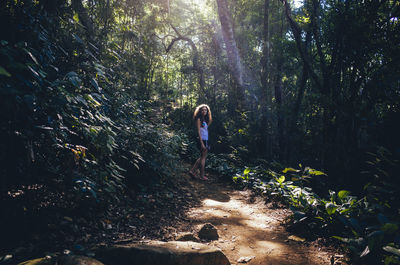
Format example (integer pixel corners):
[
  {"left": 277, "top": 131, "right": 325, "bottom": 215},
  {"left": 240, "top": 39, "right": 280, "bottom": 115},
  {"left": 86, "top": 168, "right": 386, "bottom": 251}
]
[{"left": 176, "top": 173, "right": 346, "bottom": 265}]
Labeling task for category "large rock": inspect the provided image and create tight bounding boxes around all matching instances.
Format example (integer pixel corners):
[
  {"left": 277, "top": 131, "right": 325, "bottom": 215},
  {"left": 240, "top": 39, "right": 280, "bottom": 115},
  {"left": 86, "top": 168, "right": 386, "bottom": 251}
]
[
  {"left": 198, "top": 223, "right": 219, "bottom": 241},
  {"left": 18, "top": 255, "right": 104, "bottom": 265},
  {"left": 18, "top": 257, "right": 53, "bottom": 265},
  {"left": 95, "top": 241, "right": 230, "bottom": 265}
]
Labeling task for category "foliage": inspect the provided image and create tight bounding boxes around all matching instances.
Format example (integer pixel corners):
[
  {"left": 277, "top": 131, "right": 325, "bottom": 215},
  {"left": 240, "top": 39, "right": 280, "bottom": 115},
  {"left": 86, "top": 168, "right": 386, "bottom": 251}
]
[
  {"left": 0, "top": 0, "right": 185, "bottom": 206},
  {"left": 232, "top": 153, "right": 400, "bottom": 264}
]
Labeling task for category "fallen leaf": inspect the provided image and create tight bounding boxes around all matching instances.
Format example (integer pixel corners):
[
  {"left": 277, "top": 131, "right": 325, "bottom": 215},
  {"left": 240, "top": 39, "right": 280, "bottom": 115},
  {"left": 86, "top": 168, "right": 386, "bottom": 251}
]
[{"left": 64, "top": 216, "right": 73, "bottom": 222}]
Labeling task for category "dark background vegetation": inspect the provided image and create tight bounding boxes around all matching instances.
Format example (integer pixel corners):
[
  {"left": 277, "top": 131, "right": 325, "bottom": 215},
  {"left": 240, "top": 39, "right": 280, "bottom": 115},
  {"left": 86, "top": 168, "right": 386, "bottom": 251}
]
[{"left": 0, "top": 0, "right": 399, "bottom": 264}]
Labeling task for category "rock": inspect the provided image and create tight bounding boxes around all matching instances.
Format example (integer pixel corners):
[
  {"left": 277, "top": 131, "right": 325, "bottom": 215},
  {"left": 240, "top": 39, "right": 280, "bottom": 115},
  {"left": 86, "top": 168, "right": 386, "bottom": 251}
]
[
  {"left": 237, "top": 256, "right": 255, "bottom": 263},
  {"left": 18, "top": 256, "right": 104, "bottom": 265},
  {"left": 18, "top": 257, "right": 53, "bottom": 265},
  {"left": 176, "top": 232, "right": 199, "bottom": 242},
  {"left": 198, "top": 223, "right": 219, "bottom": 241},
  {"left": 288, "top": 235, "right": 305, "bottom": 242},
  {"left": 58, "top": 255, "right": 105, "bottom": 265},
  {"left": 95, "top": 240, "right": 230, "bottom": 265}
]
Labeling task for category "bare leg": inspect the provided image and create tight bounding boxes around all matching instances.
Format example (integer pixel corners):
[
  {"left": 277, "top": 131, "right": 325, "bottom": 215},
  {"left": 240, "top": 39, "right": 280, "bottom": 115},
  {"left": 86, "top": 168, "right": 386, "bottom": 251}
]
[
  {"left": 199, "top": 149, "right": 208, "bottom": 179},
  {"left": 190, "top": 157, "right": 201, "bottom": 177}
]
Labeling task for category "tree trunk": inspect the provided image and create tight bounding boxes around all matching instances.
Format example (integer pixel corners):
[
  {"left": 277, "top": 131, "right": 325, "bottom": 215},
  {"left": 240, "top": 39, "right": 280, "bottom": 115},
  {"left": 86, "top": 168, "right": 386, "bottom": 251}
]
[
  {"left": 274, "top": 59, "right": 283, "bottom": 159},
  {"left": 260, "top": 0, "right": 272, "bottom": 158},
  {"left": 216, "top": 0, "right": 244, "bottom": 110},
  {"left": 274, "top": 9, "right": 285, "bottom": 160},
  {"left": 286, "top": 31, "right": 311, "bottom": 161}
]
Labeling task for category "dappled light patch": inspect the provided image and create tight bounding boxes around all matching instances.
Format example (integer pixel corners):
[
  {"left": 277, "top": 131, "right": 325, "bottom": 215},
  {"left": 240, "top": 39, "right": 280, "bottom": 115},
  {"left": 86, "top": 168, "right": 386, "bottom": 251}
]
[{"left": 183, "top": 177, "right": 343, "bottom": 265}]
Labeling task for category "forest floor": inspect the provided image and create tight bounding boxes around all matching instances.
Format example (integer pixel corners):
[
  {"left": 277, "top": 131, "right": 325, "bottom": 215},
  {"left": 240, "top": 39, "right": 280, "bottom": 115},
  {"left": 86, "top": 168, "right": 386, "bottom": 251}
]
[
  {"left": 1, "top": 164, "right": 348, "bottom": 265},
  {"left": 171, "top": 169, "right": 348, "bottom": 265}
]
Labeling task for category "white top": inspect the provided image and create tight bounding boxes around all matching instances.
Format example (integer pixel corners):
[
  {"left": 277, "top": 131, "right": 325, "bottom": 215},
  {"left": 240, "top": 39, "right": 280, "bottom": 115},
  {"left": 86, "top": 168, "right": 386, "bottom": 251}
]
[{"left": 200, "top": 121, "right": 208, "bottom": 140}]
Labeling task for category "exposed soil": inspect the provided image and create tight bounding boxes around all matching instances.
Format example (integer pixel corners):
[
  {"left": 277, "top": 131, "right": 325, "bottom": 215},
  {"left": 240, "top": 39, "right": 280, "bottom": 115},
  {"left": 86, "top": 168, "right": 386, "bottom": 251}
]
[{"left": 173, "top": 171, "right": 348, "bottom": 265}]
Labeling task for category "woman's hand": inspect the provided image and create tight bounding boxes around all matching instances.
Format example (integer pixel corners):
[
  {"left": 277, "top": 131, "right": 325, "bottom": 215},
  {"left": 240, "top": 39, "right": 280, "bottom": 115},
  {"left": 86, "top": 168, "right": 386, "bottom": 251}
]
[{"left": 201, "top": 143, "right": 206, "bottom": 151}]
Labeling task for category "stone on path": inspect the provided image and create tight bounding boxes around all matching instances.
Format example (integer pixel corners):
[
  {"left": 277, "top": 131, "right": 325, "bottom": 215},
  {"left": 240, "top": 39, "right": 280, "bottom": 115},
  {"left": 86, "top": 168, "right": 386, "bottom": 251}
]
[
  {"left": 198, "top": 223, "right": 219, "bottom": 241},
  {"left": 95, "top": 240, "right": 230, "bottom": 265},
  {"left": 237, "top": 256, "right": 255, "bottom": 263}
]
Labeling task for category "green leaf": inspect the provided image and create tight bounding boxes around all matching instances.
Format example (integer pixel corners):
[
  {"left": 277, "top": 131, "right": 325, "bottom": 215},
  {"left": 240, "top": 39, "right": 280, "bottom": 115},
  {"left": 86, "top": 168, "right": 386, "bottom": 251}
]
[
  {"left": 23, "top": 48, "right": 39, "bottom": 65},
  {"left": 72, "top": 33, "right": 84, "bottom": 44},
  {"left": 276, "top": 175, "right": 285, "bottom": 184},
  {"left": 368, "top": 231, "right": 385, "bottom": 251},
  {"left": 382, "top": 223, "right": 398, "bottom": 234},
  {"left": 73, "top": 12, "right": 80, "bottom": 23},
  {"left": 338, "top": 190, "right": 350, "bottom": 200},
  {"left": 0, "top": 66, "right": 11, "bottom": 77},
  {"left": 325, "top": 202, "right": 338, "bottom": 215},
  {"left": 282, "top": 167, "right": 300, "bottom": 173},
  {"left": 244, "top": 168, "right": 250, "bottom": 175},
  {"left": 308, "top": 169, "right": 326, "bottom": 176},
  {"left": 339, "top": 208, "right": 352, "bottom": 215},
  {"left": 360, "top": 245, "right": 370, "bottom": 258},
  {"left": 66, "top": 71, "right": 81, "bottom": 87},
  {"left": 384, "top": 256, "right": 400, "bottom": 265},
  {"left": 383, "top": 246, "right": 400, "bottom": 257},
  {"left": 85, "top": 94, "right": 101, "bottom": 107},
  {"left": 332, "top": 236, "right": 349, "bottom": 243},
  {"left": 27, "top": 65, "right": 39, "bottom": 78},
  {"left": 90, "top": 78, "right": 101, "bottom": 92}
]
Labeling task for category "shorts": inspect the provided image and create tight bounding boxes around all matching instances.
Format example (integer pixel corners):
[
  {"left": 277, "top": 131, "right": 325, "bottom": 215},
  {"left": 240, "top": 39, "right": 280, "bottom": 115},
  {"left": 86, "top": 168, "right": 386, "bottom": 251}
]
[{"left": 197, "top": 140, "right": 211, "bottom": 151}]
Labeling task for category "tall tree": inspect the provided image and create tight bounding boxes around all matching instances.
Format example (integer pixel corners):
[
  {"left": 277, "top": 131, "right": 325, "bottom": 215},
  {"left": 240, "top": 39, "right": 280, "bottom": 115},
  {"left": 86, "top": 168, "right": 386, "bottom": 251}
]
[
  {"left": 216, "top": 0, "right": 244, "bottom": 110},
  {"left": 260, "top": 0, "right": 272, "bottom": 157}
]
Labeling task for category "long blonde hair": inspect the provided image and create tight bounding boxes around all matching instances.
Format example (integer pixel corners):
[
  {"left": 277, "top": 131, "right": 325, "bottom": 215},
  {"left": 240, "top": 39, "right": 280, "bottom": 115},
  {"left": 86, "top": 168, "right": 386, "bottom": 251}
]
[{"left": 193, "top": 104, "right": 212, "bottom": 124}]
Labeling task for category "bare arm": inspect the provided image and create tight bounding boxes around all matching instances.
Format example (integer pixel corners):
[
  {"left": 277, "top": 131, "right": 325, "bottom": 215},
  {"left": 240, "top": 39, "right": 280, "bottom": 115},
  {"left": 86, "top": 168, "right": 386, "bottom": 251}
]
[{"left": 196, "top": 118, "right": 206, "bottom": 150}]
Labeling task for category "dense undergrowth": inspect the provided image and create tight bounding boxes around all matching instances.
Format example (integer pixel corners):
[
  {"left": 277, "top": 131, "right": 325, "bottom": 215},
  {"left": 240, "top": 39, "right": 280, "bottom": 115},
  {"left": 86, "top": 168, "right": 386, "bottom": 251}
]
[
  {"left": 204, "top": 148, "right": 400, "bottom": 264},
  {"left": 0, "top": 1, "right": 189, "bottom": 254},
  {"left": 0, "top": 0, "right": 189, "bottom": 197}
]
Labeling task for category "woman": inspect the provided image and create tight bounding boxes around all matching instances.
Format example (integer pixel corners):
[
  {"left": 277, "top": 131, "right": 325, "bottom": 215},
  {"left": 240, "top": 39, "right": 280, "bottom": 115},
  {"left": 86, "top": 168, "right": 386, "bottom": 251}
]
[{"left": 189, "top": 104, "right": 212, "bottom": 180}]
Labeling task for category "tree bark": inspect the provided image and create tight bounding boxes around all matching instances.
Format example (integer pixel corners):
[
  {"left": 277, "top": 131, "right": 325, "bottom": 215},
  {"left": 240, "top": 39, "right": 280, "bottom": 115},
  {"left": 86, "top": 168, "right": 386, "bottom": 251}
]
[
  {"left": 274, "top": 8, "right": 285, "bottom": 160},
  {"left": 216, "top": 0, "right": 244, "bottom": 109},
  {"left": 260, "top": 0, "right": 272, "bottom": 157},
  {"left": 286, "top": 30, "right": 311, "bottom": 161}
]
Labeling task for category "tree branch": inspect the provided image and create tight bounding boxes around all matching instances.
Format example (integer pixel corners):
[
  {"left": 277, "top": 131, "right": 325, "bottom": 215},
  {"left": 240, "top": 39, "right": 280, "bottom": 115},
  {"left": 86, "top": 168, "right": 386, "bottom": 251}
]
[
  {"left": 281, "top": 0, "right": 322, "bottom": 90},
  {"left": 166, "top": 24, "right": 204, "bottom": 91}
]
